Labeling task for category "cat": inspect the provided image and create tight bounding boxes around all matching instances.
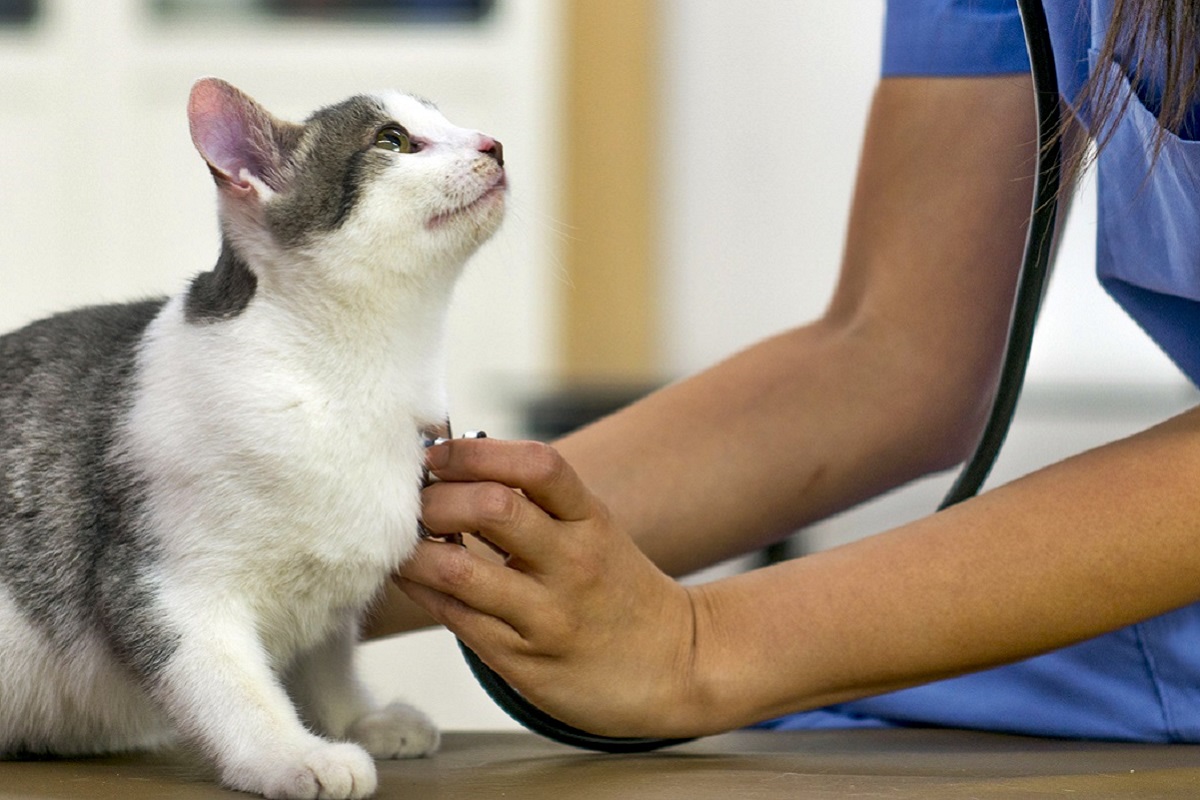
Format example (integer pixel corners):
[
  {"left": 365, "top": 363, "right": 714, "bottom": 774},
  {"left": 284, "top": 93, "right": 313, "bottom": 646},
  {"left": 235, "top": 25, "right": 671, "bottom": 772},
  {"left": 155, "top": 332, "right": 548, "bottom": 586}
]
[{"left": 0, "top": 77, "right": 505, "bottom": 799}]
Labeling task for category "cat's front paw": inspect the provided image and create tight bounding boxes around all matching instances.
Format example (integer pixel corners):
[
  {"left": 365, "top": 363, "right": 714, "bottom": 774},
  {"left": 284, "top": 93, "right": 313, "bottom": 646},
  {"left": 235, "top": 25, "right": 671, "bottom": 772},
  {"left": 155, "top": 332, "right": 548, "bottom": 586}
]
[
  {"left": 235, "top": 741, "right": 377, "bottom": 800},
  {"left": 345, "top": 701, "right": 440, "bottom": 759}
]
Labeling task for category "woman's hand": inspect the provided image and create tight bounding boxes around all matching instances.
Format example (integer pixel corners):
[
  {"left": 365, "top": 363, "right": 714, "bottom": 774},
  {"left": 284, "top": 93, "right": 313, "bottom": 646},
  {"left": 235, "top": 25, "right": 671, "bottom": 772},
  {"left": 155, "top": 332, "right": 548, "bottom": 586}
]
[{"left": 397, "top": 437, "right": 708, "bottom": 738}]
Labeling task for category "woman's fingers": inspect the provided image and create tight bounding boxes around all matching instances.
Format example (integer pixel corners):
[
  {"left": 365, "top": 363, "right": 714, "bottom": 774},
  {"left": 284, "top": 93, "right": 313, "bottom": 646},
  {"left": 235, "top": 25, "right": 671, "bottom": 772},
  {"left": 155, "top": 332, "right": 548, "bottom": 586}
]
[
  {"left": 419, "top": 480, "right": 551, "bottom": 569},
  {"left": 398, "top": 537, "right": 543, "bottom": 634},
  {"left": 427, "top": 438, "right": 594, "bottom": 522},
  {"left": 421, "top": 439, "right": 599, "bottom": 570}
]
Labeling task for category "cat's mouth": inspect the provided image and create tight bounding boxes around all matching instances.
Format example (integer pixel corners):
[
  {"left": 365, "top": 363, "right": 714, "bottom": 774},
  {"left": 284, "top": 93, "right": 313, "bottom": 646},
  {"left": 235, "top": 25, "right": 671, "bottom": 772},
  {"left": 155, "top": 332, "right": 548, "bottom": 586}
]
[{"left": 427, "top": 173, "right": 507, "bottom": 230}]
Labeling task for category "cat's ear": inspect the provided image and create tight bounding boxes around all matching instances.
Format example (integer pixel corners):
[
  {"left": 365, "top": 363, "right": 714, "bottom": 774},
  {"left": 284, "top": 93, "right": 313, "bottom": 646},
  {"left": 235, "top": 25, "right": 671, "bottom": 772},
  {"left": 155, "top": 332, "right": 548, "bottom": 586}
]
[{"left": 188, "top": 78, "right": 301, "bottom": 199}]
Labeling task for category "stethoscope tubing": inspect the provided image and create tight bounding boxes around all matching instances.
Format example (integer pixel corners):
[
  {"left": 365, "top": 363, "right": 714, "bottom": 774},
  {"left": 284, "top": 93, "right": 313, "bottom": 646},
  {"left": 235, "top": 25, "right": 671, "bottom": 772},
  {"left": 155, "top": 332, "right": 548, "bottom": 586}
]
[{"left": 939, "top": 0, "right": 1062, "bottom": 509}]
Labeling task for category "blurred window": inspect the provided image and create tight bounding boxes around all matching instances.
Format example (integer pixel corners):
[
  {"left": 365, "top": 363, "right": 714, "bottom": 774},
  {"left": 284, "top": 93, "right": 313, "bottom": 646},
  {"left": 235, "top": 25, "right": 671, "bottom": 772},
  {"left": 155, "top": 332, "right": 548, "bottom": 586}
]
[
  {"left": 0, "top": 0, "right": 36, "bottom": 26},
  {"left": 152, "top": 0, "right": 495, "bottom": 24}
]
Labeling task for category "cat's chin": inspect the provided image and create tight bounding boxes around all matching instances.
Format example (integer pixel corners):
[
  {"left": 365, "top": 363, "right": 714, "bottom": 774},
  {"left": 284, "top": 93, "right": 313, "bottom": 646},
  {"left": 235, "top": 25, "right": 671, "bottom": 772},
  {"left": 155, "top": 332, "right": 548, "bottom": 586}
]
[{"left": 426, "top": 174, "right": 507, "bottom": 232}]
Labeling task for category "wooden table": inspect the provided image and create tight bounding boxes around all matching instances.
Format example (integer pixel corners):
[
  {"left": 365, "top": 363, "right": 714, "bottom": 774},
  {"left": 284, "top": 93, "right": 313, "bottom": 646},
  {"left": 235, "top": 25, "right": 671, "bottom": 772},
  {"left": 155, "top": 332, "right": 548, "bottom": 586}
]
[{"left": 3, "top": 728, "right": 1199, "bottom": 799}]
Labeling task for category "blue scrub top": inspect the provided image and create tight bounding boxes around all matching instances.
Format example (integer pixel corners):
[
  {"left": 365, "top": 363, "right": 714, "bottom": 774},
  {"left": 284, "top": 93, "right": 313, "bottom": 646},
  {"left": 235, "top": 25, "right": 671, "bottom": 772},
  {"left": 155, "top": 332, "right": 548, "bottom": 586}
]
[{"left": 760, "top": 0, "right": 1200, "bottom": 742}]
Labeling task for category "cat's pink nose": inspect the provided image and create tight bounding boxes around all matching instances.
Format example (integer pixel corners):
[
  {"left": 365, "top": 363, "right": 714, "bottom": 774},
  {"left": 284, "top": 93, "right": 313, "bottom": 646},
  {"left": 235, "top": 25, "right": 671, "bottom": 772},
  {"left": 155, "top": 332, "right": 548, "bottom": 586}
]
[{"left": 479, "top": 136, "right": 503, "bottom": 167}]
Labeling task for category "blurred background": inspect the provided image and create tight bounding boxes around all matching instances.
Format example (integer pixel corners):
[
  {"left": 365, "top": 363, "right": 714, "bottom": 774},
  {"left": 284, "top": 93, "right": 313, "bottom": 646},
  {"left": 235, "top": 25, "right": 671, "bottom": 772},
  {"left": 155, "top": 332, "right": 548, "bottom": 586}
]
[{"left": 0, "top": 0, "right": 1194, "bottom": 730}]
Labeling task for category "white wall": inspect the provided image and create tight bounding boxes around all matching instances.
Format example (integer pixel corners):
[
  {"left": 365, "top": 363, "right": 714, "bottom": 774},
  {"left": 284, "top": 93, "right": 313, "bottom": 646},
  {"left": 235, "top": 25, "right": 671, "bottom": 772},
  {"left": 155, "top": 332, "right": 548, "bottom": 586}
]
[
  {"left": 657, "top": 0, "right": 1183, "bottom": 387},
  {"left": 659, "top": 1, "right": 882, "bottom": 375}
]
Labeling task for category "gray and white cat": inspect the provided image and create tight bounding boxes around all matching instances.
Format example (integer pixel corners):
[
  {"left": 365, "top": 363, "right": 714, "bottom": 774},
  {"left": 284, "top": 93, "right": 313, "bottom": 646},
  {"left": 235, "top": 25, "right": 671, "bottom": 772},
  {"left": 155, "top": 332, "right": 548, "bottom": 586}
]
[{"left": 0, "top": 77, "right": 505, "bottom": 798}]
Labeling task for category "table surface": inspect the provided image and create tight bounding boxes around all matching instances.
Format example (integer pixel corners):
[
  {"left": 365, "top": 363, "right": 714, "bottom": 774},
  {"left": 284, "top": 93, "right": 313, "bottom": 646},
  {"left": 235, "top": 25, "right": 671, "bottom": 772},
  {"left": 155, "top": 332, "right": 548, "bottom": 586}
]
[{"left": 2, "top": 728, "right": 1200, "bottom": 799}]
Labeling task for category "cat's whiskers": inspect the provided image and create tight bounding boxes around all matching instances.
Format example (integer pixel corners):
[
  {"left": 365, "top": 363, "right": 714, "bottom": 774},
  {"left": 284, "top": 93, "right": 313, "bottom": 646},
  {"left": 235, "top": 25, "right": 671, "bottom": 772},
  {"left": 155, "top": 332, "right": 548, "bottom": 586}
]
[{"left": 501, "top": 196, "right": 576, "bottom": 290}]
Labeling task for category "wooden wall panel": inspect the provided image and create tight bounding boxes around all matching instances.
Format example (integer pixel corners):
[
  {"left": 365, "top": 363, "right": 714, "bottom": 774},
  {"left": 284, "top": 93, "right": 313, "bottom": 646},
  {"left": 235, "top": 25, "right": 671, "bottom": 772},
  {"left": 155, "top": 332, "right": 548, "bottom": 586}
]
[{"left": 560, "top": 0, "right": 658, "bottom": 380}]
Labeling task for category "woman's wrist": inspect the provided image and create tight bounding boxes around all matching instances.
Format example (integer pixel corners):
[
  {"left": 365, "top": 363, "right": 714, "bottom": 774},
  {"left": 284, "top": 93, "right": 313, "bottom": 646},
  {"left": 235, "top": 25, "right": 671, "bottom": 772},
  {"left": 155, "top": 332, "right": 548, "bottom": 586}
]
[{"left": 667, "top": 580, "right": 778, "bottom": 737}]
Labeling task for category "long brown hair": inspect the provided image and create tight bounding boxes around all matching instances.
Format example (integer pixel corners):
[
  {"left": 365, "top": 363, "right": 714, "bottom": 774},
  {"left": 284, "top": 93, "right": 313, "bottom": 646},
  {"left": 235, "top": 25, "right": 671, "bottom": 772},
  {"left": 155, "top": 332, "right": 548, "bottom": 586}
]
[{"left": 1074, "top": 0, "right": 1200, "bottom": 174}]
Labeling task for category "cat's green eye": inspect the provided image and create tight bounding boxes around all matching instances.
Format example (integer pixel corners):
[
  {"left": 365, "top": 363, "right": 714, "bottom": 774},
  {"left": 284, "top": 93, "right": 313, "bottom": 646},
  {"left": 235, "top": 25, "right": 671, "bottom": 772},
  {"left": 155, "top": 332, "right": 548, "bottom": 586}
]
[{"left": 375, "top": 126, "right": 416, "bottom": 154}]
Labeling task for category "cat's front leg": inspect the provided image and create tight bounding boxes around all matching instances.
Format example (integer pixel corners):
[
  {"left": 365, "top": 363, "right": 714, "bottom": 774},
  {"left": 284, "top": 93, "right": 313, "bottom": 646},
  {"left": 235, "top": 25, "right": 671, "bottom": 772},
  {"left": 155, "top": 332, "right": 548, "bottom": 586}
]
[
  {"left": 153, "top": 601, "right": 377, "bottom": 800},
  {"left": 286, "top": 613, "right": 439, "bottom": 760}
]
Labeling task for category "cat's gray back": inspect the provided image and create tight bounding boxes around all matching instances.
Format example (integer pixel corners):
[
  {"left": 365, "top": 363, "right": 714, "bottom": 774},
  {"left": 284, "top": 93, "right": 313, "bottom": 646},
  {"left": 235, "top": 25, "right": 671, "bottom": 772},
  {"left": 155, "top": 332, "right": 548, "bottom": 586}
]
[{"left": 0, "top": 300, "right": 174, "bottom": 670}]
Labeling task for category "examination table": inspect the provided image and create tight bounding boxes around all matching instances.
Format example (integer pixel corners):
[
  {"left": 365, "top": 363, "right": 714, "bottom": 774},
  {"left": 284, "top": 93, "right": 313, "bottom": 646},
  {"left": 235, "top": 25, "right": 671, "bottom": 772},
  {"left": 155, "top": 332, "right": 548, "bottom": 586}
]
[{"left": 2, "top": 728, "right": 1199, "bottom": 798}]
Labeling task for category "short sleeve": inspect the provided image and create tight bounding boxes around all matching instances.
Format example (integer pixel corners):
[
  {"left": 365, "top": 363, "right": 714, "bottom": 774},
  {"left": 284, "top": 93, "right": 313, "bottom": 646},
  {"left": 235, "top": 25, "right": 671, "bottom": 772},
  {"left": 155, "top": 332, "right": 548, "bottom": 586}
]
[{"left": 883, "top": 0, "right": 1031, "bottom": 76}]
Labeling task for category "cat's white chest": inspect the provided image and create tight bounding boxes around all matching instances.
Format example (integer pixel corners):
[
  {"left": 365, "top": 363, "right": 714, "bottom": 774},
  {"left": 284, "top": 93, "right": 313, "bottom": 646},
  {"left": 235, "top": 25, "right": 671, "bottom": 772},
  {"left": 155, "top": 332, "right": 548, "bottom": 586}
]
[
  {"left": 126, "top": 297, "right": 439, "bottom": 652},
  {"left": 281, "top": 388, "right": 427, "bottom": 565}
]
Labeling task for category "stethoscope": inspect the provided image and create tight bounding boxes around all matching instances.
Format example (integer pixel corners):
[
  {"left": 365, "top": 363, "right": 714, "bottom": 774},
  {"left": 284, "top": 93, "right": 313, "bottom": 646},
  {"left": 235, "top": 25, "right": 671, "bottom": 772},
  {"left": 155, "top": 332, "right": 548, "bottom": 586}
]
[{"left": 452, "top": 0, "right": 1064, "bottom": 753}]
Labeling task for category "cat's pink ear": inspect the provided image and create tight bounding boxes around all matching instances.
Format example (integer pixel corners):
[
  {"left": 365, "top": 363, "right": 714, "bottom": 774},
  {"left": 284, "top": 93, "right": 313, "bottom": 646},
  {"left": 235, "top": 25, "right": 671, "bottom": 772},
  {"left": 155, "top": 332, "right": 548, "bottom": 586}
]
[{"left": 188, "top": 78, "right": 297, "bottom": 198}]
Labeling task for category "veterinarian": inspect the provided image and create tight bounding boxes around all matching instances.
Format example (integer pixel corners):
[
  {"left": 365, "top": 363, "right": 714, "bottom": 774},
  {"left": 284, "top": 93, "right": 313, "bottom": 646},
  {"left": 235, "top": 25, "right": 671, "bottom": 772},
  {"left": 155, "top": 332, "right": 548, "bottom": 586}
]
[{"left": 382, "top": 0, "right": 1200, "bottom": 742}]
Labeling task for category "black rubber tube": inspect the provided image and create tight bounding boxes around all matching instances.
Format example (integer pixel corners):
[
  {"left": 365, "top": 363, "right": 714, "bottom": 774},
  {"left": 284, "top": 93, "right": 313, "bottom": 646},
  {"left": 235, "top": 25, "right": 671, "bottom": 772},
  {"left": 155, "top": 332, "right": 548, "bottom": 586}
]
[
  {"left": 939, "top": 0, "right": 1062, "bottom": 509},
  {"left": 457, "top": 639, "right": 695, "bottom": 753}
]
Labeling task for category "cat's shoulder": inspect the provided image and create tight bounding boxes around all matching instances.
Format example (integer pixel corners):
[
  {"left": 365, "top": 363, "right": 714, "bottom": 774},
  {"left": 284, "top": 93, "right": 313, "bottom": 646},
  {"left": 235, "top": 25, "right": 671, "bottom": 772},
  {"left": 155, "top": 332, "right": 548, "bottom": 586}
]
[
  {"left": 0, "top": 299, "right": 168, "bottom": 388},
  {"left": 1, "top": 299, "right": 167, "bottom": 352}
]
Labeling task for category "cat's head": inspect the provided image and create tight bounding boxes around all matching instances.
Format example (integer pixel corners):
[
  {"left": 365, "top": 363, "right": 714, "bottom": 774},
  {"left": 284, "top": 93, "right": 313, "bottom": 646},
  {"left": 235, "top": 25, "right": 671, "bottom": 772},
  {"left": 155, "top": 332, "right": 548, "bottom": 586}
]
[{"left": 187, "top": 77, "right": 506, "bottom": 289}]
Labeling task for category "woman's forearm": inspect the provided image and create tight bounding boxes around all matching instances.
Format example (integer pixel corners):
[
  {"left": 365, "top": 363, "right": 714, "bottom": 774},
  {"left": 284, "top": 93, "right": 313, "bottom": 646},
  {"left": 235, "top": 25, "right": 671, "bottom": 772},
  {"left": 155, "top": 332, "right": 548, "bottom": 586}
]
[
  {"left": 553, "top": 321, "right": 966, "bottom": 574},
  {"left": 556, "top": 76, "right": 1039, "bottom": 577},
  {"left": 683, "top": 405, "right": 1200, "bottom": 733}
]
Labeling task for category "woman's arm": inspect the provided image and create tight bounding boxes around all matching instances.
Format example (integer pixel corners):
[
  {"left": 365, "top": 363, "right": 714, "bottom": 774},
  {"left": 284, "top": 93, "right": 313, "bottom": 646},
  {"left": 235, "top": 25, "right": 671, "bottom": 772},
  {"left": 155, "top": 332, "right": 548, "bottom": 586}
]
[
  {"left": 402, "top": 401, "right": 1200, "bottom": 738},
  {"left": 556, "top": 75, "right": 1040, "bottom": 575},
  {"left": 690, "top": 407, "right": 1200, "bottom": 732}
]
